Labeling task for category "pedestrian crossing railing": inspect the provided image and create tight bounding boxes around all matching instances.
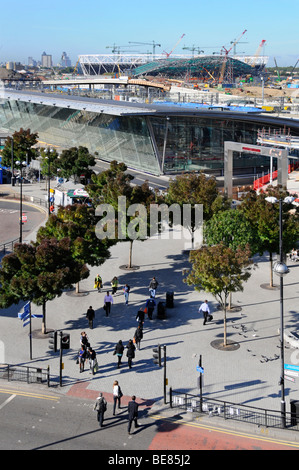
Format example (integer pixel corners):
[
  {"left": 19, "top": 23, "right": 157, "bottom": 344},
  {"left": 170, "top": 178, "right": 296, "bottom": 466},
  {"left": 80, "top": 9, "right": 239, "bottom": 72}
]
[
  {"left": 169, "top": 388, "right": 299, "bottom": 432},
  {"left": 0, "top": 364, "right": 50, "bottom": 387}
]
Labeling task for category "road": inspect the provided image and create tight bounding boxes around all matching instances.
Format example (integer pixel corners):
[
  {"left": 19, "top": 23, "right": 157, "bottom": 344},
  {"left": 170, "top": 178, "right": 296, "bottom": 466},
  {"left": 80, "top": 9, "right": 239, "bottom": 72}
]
[
  {"left": 0, "top": 384, "right": 298, "bottom": 451},
  {"left": 0, "top": 200, "right": 46, "bottom": 245}
]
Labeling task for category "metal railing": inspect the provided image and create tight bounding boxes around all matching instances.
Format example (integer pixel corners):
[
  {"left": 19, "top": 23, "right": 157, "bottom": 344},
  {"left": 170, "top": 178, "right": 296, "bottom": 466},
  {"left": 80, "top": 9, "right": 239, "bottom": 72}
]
[
  {"left": 0, "top": 364, "right": 50, "bottom": 387},
  {"left": 169, "top": 388, "right": 299, "bottom": 431}
]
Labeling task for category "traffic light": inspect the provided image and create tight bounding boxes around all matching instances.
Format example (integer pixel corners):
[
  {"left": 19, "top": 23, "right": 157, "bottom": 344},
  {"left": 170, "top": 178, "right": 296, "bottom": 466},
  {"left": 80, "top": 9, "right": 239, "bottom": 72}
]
[
  {"left": 61, "top": 333, "right": 70, "bottom": 350},
  {"left": 48, "top": 330, "right": 58, "bottom": 352},
  {"left": 152, "top": 345, "right": 161, "bottom": 367}
]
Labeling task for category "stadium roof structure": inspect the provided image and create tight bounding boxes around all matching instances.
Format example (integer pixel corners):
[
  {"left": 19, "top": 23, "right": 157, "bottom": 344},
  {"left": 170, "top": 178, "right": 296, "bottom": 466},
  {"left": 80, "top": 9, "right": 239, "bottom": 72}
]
[{"left": 131, "top": 55, "right": 258, "bottom": 81}]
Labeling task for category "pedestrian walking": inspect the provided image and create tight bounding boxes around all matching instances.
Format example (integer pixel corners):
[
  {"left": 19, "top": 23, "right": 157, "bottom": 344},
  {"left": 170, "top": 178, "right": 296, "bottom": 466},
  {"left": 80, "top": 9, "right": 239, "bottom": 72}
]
[
  {"left": 104, "top": 291, "right": 113, "bottom": 316},
  {"left": 149, "top": 277, "right": 158, "bottom": 298},
  {"left": 111, "top": 276, "right": 119, "bottom": 295},
  {"left": 126, "top": 339, "right": 136, "bottom": 369},
  {"left": 86, "top": 306, "right": 95, "bottom": 329},
  {"left": 145, "top": 296, "right": 156, "bottom": 320},
  {"left": 133, "top": 325, "right": 143, "bottom": 350},
  {"left": 80, "top": 331, "right": 90, "bottom": 350},
  {"left": 123, "top": 284, "right": 130, "bottom": 305},
  {"left": 94, "top": 274, "right": 103, "bottom": 293},
  {"left": 199, "top": 300, "right": 211, "bottom": 325},
  {"left": 78, "top": 345, "right": 87, "bottom": 373},
  {"left": 127, "top": 395, "right": 139, "bottom": 435},
  {"left": 113, "top": 340, "right": 124, "bottom": 369},
  {"left": 87, "top": 347, "right": 98, "bottom": 375},
  {"left": 94, "top": 393, "right": 107, "bottom": 428},
  {"left": 135, "top": 307, "right": 145, "bottom": 327},
  {"left": 112, "top": 380, "right": 123, "bottom": 415}
]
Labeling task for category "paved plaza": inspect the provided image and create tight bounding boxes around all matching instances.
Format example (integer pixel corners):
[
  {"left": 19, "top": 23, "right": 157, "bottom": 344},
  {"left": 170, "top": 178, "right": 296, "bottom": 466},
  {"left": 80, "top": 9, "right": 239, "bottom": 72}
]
[{"left": 0, "top": 177, "right": 299, "bottom": 416}]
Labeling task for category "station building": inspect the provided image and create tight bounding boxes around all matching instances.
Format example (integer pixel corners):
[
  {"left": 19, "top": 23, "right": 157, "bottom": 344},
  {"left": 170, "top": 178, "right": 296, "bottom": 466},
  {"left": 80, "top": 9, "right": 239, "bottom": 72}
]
[{"left": 0, "top": 88, "right": 299, "bottom": 178}]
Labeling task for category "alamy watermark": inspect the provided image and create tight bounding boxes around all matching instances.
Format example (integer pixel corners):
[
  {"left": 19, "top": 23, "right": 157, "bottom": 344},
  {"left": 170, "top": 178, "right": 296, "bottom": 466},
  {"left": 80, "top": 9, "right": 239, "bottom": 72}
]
[{"left": 95, "top": 196, "right": 203, "bottom": 249}]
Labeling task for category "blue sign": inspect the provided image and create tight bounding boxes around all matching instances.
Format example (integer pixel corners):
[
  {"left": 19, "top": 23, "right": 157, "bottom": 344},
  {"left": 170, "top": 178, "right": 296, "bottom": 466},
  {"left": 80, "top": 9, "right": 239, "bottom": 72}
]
[
  {"left": 196, "top": 366, "right": 204, "bottom": 374},
  {"left": 285, "top": 364, "right": 299, "bottom": 372}
]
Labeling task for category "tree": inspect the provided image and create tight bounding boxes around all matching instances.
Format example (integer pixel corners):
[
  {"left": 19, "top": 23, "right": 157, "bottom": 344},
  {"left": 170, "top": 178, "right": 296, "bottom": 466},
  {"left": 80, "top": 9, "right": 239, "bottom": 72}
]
[
  {"left": 36, "top": 204, "right": 112, "bottom": 293},
  {"left": 0, "top": 238, "right": 88, "bottom": 334},
  {"left": 204, "top": 208, "right": 257, "bottom": 309},
  {"left": 1, "top": 128, "right": 38, "bottom": 167},
  {"left": 185, "top": 243, "right": 253, "bottom": 347},
  {"left": 166, "top": 171, "right": 229, "bottom": 248},
  {"left": 57, "top": 146, "right": 96, "bottom": 183},
  {"left": 238, "top": 186, "right": 299, "bottom": 287},
  {"left": 86, "top": 161, "right": 159, "bottom": 268}
]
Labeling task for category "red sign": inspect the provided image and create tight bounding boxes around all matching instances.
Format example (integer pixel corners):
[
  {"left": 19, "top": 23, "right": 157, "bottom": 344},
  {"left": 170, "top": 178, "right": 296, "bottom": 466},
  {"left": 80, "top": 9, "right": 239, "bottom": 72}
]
[
  {"left": 22, "top": 213, "right": 27, "bottom": 223},
  {"left": 242, "top": 146, "right": 261, "bottom": 153}
]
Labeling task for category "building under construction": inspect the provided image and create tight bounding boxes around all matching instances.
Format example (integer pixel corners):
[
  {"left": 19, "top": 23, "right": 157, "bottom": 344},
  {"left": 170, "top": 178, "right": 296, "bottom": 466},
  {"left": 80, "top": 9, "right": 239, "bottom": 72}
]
[{"left": 79, "top": 53, "right": 268, "bottom": 84}]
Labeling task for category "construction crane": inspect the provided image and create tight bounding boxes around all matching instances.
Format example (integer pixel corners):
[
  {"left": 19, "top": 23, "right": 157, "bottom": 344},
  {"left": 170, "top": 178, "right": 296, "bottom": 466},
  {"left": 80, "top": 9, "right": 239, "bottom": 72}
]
[
  {"left": 230, "top": 37, "right": 248, "bottom": 55},
  {"left": 183, "top": 46, "right": 204, "bottom": 57},
  {"left": 274, "top": 57, "right": 281, "bottom": 82},
  {"left": 218, "top": 29, "right": 247, "bottom": 84},
  {"left": 129, "top": 41, "right": 161, "bottom": 59},
  {"left": 250, "top": 39, "right": 266, "bottom": 67},
  {"left": 164, "top": 34, "right": 186, "bottom": 58},
  {"left": 106, "top": 44, "right": 137, "bottom": 54}
]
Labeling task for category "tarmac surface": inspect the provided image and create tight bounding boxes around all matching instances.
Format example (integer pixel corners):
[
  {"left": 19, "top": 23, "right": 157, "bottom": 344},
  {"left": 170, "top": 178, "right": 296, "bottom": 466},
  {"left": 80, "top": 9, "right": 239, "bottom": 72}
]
[{"left": 0, "top": 173, "right": 299, "bottom": 444}]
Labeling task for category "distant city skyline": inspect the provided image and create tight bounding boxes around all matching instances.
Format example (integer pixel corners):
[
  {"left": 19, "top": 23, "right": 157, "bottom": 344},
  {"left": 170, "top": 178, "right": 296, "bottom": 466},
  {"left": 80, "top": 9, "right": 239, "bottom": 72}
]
[{"left": 1, "top": 0, "right": 298, "bottom": 68}]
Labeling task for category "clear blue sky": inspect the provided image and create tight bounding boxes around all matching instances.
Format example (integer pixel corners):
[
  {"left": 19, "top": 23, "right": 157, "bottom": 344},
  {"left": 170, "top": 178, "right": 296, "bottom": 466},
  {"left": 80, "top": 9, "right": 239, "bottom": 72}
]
[{"left": 1, "top": 0, "right": 298, "bottom": 67}]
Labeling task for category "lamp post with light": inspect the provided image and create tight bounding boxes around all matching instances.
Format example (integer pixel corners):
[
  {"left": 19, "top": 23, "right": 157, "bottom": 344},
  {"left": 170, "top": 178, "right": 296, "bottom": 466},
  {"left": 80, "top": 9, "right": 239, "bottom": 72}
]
[
  {"left": 266, "top": 196, "right": 294, "bottom": 428},
  {"left": 15, "top": 160, "right": 27, "bottom": 243}
]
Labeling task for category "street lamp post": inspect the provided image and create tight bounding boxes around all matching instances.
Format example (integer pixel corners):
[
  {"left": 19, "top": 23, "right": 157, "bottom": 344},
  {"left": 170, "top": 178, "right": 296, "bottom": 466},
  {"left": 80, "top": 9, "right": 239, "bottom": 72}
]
[
  {"left": 16, "top": 160, "right": 27, "bottom": 243},
  {"left": 45, "top": 148, "right": 54, "bottom": 215},
  {"left": 266, "top": 196, "right": 291, "bottom": 428}
]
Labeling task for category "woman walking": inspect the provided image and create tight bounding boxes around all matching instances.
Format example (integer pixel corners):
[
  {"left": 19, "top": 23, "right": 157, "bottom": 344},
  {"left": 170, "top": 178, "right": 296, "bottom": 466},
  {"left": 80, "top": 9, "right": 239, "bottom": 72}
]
[
  {"left": 123, "top": 284, "right": 130, "bottom": 305},
  {"left": 112, "top": 380, "right": 123, "bottom": 415},
  {"left": 111, "top": 276, "right": 119, "bottom": 295},
  {"left": 133, "top": 325, "right": 143, "bottom": 351},
  {"left": 113, "top": 340, "right": 124, "bottom": 369},
  {"left": 126, "top": 339, "right": 136, "bottom": 369}
]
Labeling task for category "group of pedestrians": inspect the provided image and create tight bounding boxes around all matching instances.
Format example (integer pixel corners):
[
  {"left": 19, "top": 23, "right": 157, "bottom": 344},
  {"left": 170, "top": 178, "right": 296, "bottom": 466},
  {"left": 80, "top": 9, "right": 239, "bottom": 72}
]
[
  {"left": 77, "top": 331, "right": 98, "bottom": 374},
  {"left": 94, "top": 382, "right": 139, "bottom": 434},
  {"left": 113, "top": 338, "right": 136, "bottom": 369}
]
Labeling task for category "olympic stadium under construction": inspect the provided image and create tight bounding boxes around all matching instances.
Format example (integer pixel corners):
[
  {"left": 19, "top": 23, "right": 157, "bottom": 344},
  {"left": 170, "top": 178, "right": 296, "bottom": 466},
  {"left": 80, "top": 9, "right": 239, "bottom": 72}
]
[{"left": 79, "top": 53, "right": 268, "bottom": 83}]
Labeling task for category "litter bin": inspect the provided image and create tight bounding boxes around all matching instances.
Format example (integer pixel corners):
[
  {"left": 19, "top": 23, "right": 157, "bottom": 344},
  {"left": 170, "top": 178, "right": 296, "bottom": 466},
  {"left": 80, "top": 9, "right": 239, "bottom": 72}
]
[
  {"left": 290, "top": 400, "right": 299, "bottom": 426},
  {"left": 157, "top": 301, "right": 166, "bottom": 319},
  {"left": 166, "top": 291, "right": 174, "bottom": 308}
]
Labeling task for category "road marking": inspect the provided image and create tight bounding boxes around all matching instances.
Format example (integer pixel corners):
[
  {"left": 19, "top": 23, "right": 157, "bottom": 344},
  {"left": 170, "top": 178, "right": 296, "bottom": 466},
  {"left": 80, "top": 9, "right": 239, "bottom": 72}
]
[
  {"left": 0, "top": 394, "right": 16, "bottom": 410},
  {"left": 150, "top": 414, "right": 299, "bottom": 449},
  {"left": 0, "top": 388, "right": 60, "bottom": 402}
]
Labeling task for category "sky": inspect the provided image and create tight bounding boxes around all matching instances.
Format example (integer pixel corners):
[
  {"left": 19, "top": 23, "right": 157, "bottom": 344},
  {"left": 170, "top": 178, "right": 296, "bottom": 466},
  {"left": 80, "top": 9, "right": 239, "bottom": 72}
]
[{"left": 1, "top": 0, "right": 298, "bottom": 67}]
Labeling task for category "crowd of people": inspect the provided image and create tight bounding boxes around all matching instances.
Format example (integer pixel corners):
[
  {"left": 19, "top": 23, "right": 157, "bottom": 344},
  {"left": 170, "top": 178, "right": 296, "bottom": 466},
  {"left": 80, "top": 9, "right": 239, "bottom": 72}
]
[{"left": 80, "top": 275, "right": 160, "bottom": 433}]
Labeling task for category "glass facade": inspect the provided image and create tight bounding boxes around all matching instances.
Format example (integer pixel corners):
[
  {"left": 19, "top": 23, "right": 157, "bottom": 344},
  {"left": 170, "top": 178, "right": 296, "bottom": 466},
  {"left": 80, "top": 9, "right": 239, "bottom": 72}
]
[
  {"left": 1, "top": 98, "right": 298, "bottom": 176},
  {"left": 0, "top": 99, "right": 161, "bottom": 175}
]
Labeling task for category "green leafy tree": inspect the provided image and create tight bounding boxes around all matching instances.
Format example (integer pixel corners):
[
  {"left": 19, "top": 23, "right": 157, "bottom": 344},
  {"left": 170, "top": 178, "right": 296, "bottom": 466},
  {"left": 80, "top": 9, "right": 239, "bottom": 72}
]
[
  {"left": 57, "top": 146, "right": 96, "bottom": 183},
  {"left": 166, "top": 171, "right": 229, "bottom": 248},
  {"left": 36, "top": 204, "right": 112, "bottom": 293},
  {"left": 0, "top": 238, "right": 88, "bottom": 334},
  {"left": 87, "top": 161, "right": 159, "bottom": 268},
  {"left": 1, "top": 128, "right": 38, "bottom": 167},
  {"left": 185, "top": 243, "right": 253, "bottom": 347},
  {"left": 204, "top": 208, "right": 258, "bottom": 252},
  {"left": 238, "top": 186, "right": 299, "bottom": 287}
]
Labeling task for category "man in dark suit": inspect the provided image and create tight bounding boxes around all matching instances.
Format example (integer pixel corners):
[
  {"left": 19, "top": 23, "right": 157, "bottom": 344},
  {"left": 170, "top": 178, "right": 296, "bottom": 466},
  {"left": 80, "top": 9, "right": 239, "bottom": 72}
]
[{"left": 127, "top": 395, "right": 139, "bottom": 434}]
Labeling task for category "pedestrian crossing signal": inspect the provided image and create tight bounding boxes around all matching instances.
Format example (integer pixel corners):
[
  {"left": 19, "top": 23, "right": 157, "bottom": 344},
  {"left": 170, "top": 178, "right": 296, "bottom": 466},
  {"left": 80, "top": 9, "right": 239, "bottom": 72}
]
[
  {"left": 61, "top": 333, "right": 70, "bottom": 350},
  {"left": 152, "top": 345, "right": 161, "bottom": 367},
  {"left": 48, "top": 331, "right": 58, "bottom": 352}
]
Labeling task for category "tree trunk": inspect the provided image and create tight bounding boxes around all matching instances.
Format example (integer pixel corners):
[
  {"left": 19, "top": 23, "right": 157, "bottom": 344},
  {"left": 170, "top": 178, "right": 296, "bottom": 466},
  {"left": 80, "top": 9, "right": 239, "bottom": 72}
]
[
  {"left": 269, "top": 252, "right": 273, "bottom": 287},
  {"left": 76, "top": 281, "right": 80, "bottom": 294},
  {"left": 42, "top": 300, "right": 46, "bottom": 334},
  {"left": 223, "top": 298, "right": 228, "bottom": 347},
  {"left": 128, "top": 240, "right": 134, "bottom": 268}
]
